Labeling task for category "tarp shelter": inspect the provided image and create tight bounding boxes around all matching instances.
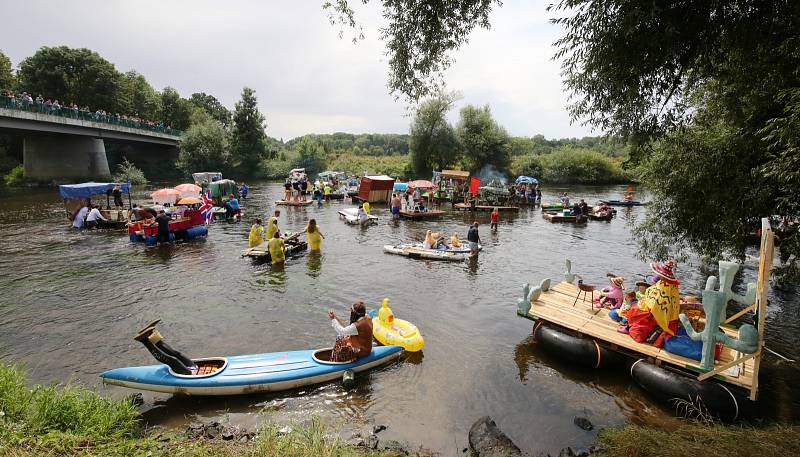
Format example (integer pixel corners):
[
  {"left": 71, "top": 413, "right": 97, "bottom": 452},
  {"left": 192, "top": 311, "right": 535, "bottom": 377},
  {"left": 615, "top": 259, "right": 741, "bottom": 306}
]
[
  {"left": 358, "top": 175, "right": 395, "bottom": 203},
  {"left": 515, "top": 176, "right": 539, "bottom": 185},
  {"left": 441, "top": 170, "right": 470, "bottom": 181},
  {"left": 208, "top": 179, "right": 239, "bottom": 200},
  {"left": 393, "top": 182, "right": 408, "bottom": 192},
  {"left": 469, "top": 177, "right": 481, "bottom": 197},
  {"left": 59, "top": 182, "right": 131, "bottom": 199}
]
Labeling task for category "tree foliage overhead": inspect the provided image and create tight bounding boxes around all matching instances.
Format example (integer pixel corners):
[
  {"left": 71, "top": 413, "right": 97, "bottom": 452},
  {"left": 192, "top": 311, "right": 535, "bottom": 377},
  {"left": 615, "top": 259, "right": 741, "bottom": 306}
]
[
  {"left": 231, "top": 87, "right": 268, "bottom": 173},
  {"left": 457, "top": 104, "right": 510, "bottom": 174},
  {"left": 119, "top": 71, "right": 161, "bottom": 121},
  {"left": 324, "top": 0, "right": 501, "bottom": 101},
  {"left": 408, "top": 90, "right": 461, "bottom": 176}
]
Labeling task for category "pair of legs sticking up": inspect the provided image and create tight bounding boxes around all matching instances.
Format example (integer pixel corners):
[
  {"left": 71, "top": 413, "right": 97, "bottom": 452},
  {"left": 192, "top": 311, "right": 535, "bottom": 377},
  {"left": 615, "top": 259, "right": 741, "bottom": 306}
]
[{"left": 134, "top": 320, "right": 197, "bottom": 375}]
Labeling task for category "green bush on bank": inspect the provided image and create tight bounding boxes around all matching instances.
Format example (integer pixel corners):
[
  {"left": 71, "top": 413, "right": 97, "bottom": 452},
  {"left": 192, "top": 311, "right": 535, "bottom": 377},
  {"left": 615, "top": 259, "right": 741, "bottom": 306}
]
[
  {"left": 3, "top": 165, "right": 25, "bottom": 186},
  {"left": 511, "top": 147, "right": 629, "bottom": 184},
  {"left": 112, "top": 158, "right": 148, "bottom": 185}
]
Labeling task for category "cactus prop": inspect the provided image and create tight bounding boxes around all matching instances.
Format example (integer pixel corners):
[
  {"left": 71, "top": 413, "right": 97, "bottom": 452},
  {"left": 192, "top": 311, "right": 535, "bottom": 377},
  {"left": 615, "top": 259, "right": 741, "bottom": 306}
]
[
  {"left": 678, "top": 282, "right": 758, "bottom": 371},
  {"left": 518, "top": 279, "right": 551, "bottom": 315},
  {"left": 710, "top": 261, "right": 757, "bottom": 320},
  {"left": 564, "top": 259, "right": 581, "bottom": 284}
]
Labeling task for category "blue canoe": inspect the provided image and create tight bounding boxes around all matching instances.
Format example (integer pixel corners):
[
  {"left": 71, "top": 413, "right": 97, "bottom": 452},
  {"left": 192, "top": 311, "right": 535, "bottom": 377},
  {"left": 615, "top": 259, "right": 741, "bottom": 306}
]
[
  {"left": 599, "top": 199, "right": 645, "bottom": 207},
  {"left": 100, "top": 346, "right": 403, "bottom": 396}
]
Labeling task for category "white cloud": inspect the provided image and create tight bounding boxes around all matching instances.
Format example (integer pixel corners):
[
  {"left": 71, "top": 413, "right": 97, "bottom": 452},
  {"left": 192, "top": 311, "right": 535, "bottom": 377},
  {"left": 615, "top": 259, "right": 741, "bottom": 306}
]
[{"left": 1, "top": 0, "right": 596, "bottom": 140}]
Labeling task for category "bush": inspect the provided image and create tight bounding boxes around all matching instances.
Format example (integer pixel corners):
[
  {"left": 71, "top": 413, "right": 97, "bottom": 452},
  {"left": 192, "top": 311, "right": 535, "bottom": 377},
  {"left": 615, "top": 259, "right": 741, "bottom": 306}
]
[
  {"left": 177, "top": 119, "right": 231, "bottom": 175},
  {"left": 258, "top": 155, "right": 296, "bottom": 180},
  {"left": 3, "top": 165, "right": 25, "bottom": 186},
  {"left": 509, "top": 147, "right": 628, "bottom": 184},
  {"left": 113, "top": 158, "right": 148, "bottom": 184},
  {"left": 328, "top": 153, "right": 410, "bottom": 179}
]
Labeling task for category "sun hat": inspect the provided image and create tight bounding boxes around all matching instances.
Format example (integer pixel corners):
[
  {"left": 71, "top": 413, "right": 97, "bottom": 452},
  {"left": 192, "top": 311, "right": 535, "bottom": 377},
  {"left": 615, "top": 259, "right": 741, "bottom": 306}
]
[
  {"left": 611, "top": 277, "right": 625, "bottom": 288},
  {"left": 650, "top": 260, "right": 677, "bottom": 281}
]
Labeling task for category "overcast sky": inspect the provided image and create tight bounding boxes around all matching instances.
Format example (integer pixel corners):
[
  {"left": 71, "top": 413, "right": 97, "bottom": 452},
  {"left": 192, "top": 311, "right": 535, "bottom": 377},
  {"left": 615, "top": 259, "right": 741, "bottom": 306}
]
[{"left": 1, "top": 1, "right": 594, "bottom": 141}]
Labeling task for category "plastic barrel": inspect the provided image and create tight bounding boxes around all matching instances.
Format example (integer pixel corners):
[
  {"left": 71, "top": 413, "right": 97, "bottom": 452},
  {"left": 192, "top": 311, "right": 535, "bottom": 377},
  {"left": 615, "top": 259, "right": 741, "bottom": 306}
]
[{"left": 184, "top": 226, "right": 208, "bottom": 239}]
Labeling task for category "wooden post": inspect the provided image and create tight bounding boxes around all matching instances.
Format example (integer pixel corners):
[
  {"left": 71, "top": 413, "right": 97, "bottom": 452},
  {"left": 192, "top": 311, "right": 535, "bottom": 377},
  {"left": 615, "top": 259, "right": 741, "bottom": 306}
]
[{"left": 749, "top": 217, "right": 775, "bottom": 401}]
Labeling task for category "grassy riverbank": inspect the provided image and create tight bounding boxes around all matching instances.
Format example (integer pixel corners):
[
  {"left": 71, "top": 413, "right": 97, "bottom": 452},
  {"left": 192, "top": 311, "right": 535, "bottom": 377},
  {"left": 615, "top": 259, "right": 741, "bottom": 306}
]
[
  {"left": 597, "top": 423, "right": 800, "bottom": 457},
  {"left": 0, "top": 364, "right": 424, "bottom": 457}
]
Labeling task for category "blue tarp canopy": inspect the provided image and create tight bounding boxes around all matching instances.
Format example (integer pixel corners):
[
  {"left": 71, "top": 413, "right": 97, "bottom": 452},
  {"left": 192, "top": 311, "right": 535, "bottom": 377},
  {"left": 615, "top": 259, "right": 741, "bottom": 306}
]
[
  {"left": 58, "top": 182, "right": 131, "bottom": 199},
  {"left": 515, "top": 176, "right": 538, "bottom": 185},
  {"left": 393, "top": 182, "right": 408, "bottom": 191}
]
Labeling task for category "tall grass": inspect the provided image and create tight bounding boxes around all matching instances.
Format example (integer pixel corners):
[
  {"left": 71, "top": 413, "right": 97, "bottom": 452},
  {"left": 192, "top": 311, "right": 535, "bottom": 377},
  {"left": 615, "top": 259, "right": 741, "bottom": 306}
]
[{"left": 0, "top": 364, "right": 139, "bottom": 440}]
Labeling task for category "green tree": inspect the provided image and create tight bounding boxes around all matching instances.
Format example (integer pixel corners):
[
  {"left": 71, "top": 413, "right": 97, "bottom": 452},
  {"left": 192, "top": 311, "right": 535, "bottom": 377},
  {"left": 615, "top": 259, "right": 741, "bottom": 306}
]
[
  {"left": 231, "top": 87, "right": 267, "bottom": 173},
  {"left": 17, "top": 46, "right": 123, "bottom": 111},
  {"left": 176, "top": 115, "right": 231, "bottom": 175},
  {"left": 457, "top": 104, "right": 511, "bottom": 174},
  {"left": 0, "top": 50, "right": 14, "bottom": 91},
  {"left": 408, "top": 90, "right": 461, "bottom": 177},
  {"left": 159, "top": 87, "right": 193, "bottom": 131},
  {"left": 293, "top": 137, "right": 328, "bottom": 175},
  {"left": 119, "top": 71, "right": 161, "bottom": 120},
  {"left": 190, "top": 92, "right": 231, "bottom": 127}
]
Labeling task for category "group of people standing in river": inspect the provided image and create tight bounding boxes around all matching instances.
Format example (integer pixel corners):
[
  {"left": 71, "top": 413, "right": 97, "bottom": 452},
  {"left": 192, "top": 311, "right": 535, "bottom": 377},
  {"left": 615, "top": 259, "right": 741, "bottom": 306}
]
[{"left": 248, "top": 209, "right": 325, "bottom": 265}]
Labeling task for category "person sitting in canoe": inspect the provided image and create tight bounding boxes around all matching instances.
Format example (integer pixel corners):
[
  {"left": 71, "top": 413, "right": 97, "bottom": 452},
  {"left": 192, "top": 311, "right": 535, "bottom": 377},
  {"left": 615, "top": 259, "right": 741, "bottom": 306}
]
[
  {"left": 327, "top": 301, "right": 373, "bottom": 362},
  {"left": 134, "top": 320, "right": 198, "bottom": 375},
  {"left": 249, "top": 218, "right": 265, "bottom": 248}
]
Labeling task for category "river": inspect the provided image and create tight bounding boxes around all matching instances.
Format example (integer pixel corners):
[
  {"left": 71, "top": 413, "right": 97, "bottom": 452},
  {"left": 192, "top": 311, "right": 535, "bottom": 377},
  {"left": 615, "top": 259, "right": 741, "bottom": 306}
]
[{"left": 0, "top": 182, "right": 798, "bottom": 455}]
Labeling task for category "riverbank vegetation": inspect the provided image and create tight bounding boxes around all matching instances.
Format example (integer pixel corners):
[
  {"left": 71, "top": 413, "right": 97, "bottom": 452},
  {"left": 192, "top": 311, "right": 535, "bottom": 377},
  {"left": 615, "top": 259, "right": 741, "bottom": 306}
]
[
  {"left": 0, "top": 364, "right": 427, "bottom": 457},
  {"left": 597, "top": 423, "right": 800, "bottom": 457}
]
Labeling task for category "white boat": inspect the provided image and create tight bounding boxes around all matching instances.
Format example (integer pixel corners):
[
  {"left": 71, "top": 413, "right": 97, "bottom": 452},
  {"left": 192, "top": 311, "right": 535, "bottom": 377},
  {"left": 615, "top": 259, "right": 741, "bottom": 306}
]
[
  {"left": 383, "top": 244, "right": 474, "bottom": 261},
  {"left": 338, "top": 207, "right": 378, "bottom": 225}
]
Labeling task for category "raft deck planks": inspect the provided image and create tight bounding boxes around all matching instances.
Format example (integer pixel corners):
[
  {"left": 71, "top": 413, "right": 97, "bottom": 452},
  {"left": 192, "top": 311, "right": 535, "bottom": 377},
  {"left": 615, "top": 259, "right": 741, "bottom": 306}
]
[
  {"left": 543, "top": 213, "right": 579, "bottom": 223},
  {"left": 519, "top": 281, "right": 756, "bottom": 391},
  {"left": 453, "top": 203, "right": 520, "bottom": 212},
  {"left": 398, "top": 210, "right": 445, "bottom": 220}
]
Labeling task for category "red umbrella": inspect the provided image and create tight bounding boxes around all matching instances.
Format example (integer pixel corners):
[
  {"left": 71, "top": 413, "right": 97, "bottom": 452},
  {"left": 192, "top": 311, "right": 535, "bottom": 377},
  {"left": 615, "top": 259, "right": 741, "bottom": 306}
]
[
  {"left": 174, "top": 183, "right": 201, "bottom": 193},
  {"left": 407, "top": 180, "right": 435, "bottom": 188}
]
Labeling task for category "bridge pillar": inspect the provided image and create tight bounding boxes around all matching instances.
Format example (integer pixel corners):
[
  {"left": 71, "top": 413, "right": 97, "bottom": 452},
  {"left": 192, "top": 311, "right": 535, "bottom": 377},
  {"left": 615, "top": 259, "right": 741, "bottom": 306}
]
[{"left": 23, "top": 135, "right": 110, "bottom": 179}]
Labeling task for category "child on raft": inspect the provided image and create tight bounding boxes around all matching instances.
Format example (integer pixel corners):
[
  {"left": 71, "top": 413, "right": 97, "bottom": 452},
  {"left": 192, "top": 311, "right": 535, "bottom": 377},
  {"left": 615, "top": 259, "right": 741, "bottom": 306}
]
[
  {"left": 596, "top": 276, "right": 625, "bottom": 309},
  {"left": 609, "top": 290, "right": 637, "bottom": 334}
]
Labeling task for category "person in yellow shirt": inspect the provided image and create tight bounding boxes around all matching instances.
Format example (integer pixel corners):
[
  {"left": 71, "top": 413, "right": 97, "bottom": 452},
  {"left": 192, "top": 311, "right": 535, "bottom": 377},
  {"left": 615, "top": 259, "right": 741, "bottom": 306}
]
[
  {"left": 363, "top": 201, "right": 371, "bottom": 215},
  {"left": 265, "top": 209, "right": 280, "bottom": 240},
  {"left": 450, "top": 232, "right": 462, "bottom": 248},
  {"left": 268, "top": 230, "right": 285, "bottom": 265},
  {"left": 248, "top": 218, "right": 265, "bottom": 248},
  {"left": 305, "top": 218, "right": 325, "bottom": 251}
]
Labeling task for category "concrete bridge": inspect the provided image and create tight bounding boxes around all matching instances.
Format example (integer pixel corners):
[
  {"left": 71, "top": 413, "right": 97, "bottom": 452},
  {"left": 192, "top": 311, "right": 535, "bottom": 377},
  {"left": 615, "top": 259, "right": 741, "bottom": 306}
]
[{"left": 0, "top": 107, "right": 181, "bottom": 179}]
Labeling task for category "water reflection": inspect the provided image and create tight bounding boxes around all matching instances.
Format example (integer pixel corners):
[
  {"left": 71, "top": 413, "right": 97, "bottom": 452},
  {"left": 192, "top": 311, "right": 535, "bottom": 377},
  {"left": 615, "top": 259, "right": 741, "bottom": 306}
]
[{"left": 306, "top": 251, "right": 322, "bottom": 277}]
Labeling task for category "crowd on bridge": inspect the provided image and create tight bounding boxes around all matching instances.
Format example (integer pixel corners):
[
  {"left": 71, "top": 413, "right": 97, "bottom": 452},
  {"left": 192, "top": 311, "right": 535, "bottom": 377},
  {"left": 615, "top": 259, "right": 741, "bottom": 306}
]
[{"left": 0, "top": 90, "right": 181, "bottom": 136}]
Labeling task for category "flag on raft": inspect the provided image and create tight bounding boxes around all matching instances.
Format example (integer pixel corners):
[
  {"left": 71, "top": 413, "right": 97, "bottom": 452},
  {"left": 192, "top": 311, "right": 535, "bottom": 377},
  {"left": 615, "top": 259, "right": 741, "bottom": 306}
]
[{"left": 200, "top": 190, "right": 213, "bottom": 224}]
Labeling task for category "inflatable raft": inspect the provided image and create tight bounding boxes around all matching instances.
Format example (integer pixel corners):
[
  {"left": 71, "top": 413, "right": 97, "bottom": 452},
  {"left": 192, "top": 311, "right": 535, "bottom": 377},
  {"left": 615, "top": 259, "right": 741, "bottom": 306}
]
[
  {"left": 338, "top": 208, "right": 378, "bottom": 225},
  {"left": 370, "top": 299, "right": 424, "bottom": 352},
  {"left": 100, "top": 346, "right": 403, "bottom": 396},
  {"left": 383, "top": 244, "right": 475, "bottom": 261}
]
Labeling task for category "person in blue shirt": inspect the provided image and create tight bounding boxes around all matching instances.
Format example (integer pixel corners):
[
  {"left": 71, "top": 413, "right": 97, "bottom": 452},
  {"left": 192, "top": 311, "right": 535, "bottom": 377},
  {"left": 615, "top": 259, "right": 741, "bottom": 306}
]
[
  {"left": 223, "top": 194, "right": 241, "bottom": 220},
  {"left": 240, "top": 183, "right": 249, "bottom": 199}
]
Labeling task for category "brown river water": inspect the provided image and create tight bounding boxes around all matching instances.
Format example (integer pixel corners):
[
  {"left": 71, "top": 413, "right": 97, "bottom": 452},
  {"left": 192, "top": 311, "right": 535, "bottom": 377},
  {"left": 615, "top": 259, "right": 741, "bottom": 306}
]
[{"left": 1, "top": 182, "right": 798, "bottom": 455}]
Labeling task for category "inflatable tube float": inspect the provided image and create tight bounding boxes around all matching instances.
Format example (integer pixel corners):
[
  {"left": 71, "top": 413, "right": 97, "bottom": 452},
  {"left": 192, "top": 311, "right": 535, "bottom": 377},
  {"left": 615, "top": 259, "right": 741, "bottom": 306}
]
[
  {"left": 370, "top": 299, "right": 424, "bottom": 352},
  {"left": 630, "top": 359, "right": 751, "bottom": 420},
  {"left": 100, "top": 346, "right": 403, "bottom": 396},
  {"left": 532, "top": 321, "right": 625, "bottom": 369},
  {"left": 383, "top": 244, "right": 469, "bottom": 261}
]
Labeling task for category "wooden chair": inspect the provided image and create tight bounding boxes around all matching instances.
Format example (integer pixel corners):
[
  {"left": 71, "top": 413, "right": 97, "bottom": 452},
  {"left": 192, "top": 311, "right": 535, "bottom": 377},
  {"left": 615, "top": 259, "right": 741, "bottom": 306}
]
[{"left": 573, "top": 282, "right": 595, "bottom": 307}]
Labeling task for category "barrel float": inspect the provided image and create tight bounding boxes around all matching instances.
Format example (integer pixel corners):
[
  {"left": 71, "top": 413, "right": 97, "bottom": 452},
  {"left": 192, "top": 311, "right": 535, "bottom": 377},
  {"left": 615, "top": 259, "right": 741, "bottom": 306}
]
[
  {"left": 630, "top": 359, "right": 751, "bottom": 420},
  {"left": 532, "top": 321, "right": 624, "bottom": 369},
  {"left": 184, "top": 226, "right": 208, "bottom": 240},
  {"left": 145, "top": 233, "right": 175, "bottom": 246}
]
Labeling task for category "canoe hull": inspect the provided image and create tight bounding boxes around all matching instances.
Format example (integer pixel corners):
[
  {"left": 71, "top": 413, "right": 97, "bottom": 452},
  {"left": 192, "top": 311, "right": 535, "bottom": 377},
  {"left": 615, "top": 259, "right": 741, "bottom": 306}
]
[{"left": 100, "top": 346, "right": 402, "bottom": 396}]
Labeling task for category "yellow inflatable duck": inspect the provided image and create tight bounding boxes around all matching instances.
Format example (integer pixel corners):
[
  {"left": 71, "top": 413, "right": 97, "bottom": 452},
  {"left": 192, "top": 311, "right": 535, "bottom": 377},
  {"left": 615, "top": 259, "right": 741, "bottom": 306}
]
[{"left": 372, "top": 298, "right": 424, "bottom": 352}]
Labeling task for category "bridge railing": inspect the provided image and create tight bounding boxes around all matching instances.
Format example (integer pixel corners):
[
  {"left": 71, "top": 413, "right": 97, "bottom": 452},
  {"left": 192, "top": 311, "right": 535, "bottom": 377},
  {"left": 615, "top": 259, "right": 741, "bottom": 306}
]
[{"left": 0, "top": 95, "right": 182, "bottom": 137}]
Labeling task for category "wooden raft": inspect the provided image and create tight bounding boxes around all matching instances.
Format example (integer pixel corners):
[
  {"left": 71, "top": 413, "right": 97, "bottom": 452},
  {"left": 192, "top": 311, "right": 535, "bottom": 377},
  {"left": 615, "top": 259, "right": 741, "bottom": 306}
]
[
  {"left": 519, "top": 280, "right": 761, "bottom": 394},
  {"left": 399, "top": 210, "right": 445, "bottom": 220},
  {"left": 453, "top": 203, "right": 520, "bottom": 212},
  {"left": 275, "top": 200, "right": 313, "bottom": 206},
  {"left": 543, "top": 212, "right": 580, "bottom": 223}
]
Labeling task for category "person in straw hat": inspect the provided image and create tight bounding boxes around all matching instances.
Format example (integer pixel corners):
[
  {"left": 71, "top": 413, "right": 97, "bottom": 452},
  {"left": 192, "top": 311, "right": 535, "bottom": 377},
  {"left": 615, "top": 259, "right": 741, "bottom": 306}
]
[{"left": 625, "top": 260, "right": 681, "bottom": 347}]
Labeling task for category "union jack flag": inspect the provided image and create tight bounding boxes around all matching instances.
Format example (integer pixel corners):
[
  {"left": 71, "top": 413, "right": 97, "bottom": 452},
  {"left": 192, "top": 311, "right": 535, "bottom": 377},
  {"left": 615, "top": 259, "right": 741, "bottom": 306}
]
[{"left": 200, "top": 190, "right": 213, "bottom": 224}]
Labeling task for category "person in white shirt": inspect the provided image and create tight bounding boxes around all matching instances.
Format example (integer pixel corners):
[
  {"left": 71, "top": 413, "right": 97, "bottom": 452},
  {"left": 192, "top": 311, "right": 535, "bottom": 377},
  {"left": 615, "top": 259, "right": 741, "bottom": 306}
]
[
  {"left": 72, "top": 205, "right": 89, "bottom": 229},
  {"left": 85, "top": 205, "right": 107, "bottom": 229}
]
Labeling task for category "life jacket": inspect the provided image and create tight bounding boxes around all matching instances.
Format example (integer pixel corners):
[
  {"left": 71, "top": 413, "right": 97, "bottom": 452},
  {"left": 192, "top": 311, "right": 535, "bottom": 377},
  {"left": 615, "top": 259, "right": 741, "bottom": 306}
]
[{"left": 349, "top": 316, "right": 373, "bottom": 357}]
